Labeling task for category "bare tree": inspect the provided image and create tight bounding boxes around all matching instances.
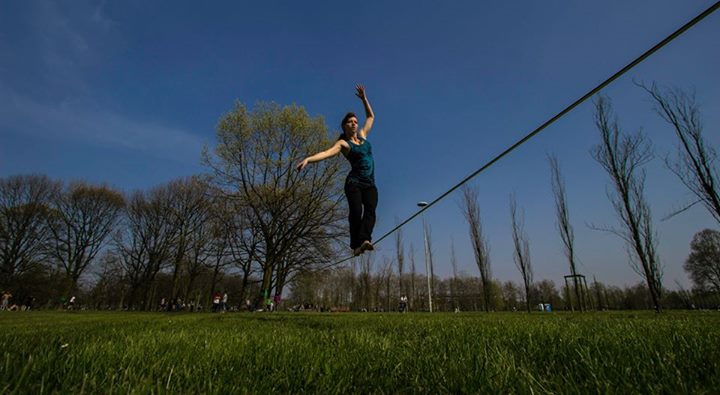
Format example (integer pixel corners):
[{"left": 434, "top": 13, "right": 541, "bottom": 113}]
[
  {"left": 211, "top": 194, "right": 260, "bottom": 305},
  {"left": 379, "top": 257, "right": 394, "bottom": 311},
  {"left": 450, "top": 237, "right": 459, "bottom": 310},
  {"left": 409, "top": 243, "right": 417, "bottom": 311},
  {"left": 394, "top": 220, "right": 405, "bottom": 300},
  {"left": 164, "top": 176, "right": 213, "bottom": 302},
  {"left": 116, "top": 186, "right": 179, "bottom": 309},
  {"left": 0, "top": 175, "right": 58, "bottom": 287},
  {"left": 639, "top": 82, "right": 720, "bottom": 223},
  {"left": 548, "top": 154, "right": 583, "bottom": 311},
  {"left": 358, "top": 253, "right": 374, "bottom": 310},
  {"left": 46, "top": 181, "right": 125, "bottom": 292},
  {"left": 204, "top": 218, "right": 234, "bottom": 307},
  {"left": 273, "top": 225, "right": 339, "bottom": 308},
  {"left": 176, "top": 186, "right": 235, "bottom": 306},
  {"left": 423, "top": 220, "right": 436, "bottom": 310},
  {"left": 182, "top": 215, "right": 215, "bottom": 306},
  {"left": 460, "top": 185, "right": 493, "bottom": 312},
  {"left": 509, "top": 194, "right": 533, "bottom": 313},
  {"left": 591, "top": 96, "right": 663, "bottom": 312}
]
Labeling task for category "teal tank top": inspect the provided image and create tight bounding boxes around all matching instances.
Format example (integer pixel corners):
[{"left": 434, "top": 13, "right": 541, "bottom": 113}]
[{"left": 344, "top": 137, "right": 375, "bottom": 186}]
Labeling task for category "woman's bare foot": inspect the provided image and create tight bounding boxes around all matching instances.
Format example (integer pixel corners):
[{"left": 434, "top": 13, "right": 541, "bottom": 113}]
[{"left": 361, "top": 240, "right": 374, "bottom": 252}]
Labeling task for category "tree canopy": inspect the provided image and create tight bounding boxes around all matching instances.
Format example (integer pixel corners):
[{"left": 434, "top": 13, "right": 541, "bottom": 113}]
[
  {"left": 685, "top": 228, "right": 720, "bottom": 292},
  {"left": 204, "top": 102, "right": 347, "bottom": 303}
]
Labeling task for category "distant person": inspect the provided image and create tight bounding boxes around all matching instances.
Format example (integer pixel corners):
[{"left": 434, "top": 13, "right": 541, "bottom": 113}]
[
  {"left": 0, "top": 291, "right": 10, "bottom": 311},
  {"left": 212, "top": 292, "right": 221, "bottom": 313},
  {"left": 68, "top": 296, "right": 76, "bottom": 310},
  {"left": 297, "top": 85, "right": 377, "bottom": 256},
  {"left": 175, "top": 297, "right": 183, "bottom": 311},
  {"left": 24, "top": 296, "right": 34, "bottom": 311},
  {"left": 399, "top": 295, "right": 408, "bottom": 313},
  {"left": 222, "top": 293, "right": 228, "bottom": 312}
]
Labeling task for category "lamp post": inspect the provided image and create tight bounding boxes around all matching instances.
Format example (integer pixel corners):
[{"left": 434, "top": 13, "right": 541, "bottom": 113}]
[{"left": 417, "top": 201, "right": 432, "bottom": 313}]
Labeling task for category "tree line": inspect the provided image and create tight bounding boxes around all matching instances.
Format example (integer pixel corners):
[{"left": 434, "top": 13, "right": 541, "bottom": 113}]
[
  {"left": 2, "top": 103, "right": 346, "bottom": 310},
  {"left": 1, "top": 84, "right": 718, "bottom": 312},
  {"left": 287, "top": 255, "right": 719, "bottom": 312}
]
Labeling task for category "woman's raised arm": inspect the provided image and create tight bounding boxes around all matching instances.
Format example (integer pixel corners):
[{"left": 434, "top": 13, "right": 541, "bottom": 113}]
[{"left": 356, "top": 84, "right": 375, "bottom": 138}]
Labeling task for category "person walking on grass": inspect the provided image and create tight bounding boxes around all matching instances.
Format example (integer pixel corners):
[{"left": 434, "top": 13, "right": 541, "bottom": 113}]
[
  {"left": 212, "top": 292, "right": 221, "bottom": 313},
  {"left": 297, "top": 84, "right": 377, "bottom": 256},
  {"left": 1, "top": 291, "right": 10, "bottom": 311}
]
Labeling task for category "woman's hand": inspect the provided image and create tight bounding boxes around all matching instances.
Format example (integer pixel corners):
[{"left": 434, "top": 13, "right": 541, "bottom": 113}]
[
  {"left": 355, "top": 84, "right": 367, "bottom": 101},
  {"left": 296, "top": 158, "right": 309, "bottom": 171}
]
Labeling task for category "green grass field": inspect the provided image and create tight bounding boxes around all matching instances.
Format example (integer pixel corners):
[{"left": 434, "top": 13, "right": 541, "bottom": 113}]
[{"left": 1, "top": 311, "right": 719, "bottom": 394}]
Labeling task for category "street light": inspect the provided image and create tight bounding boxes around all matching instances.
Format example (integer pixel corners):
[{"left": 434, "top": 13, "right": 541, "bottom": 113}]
[{"left": 417, "top": 201, "right": 433, "bottom": 313}]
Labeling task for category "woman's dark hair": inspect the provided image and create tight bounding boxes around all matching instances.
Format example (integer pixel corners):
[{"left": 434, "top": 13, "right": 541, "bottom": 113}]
[{"left": 338, "top": 112, "right": 357, "bottom": 140}]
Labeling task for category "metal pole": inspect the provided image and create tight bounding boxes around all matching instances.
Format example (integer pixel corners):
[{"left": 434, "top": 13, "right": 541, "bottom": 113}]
[{"left": 418, "top": 201, "right": 432, "bottom": 313}]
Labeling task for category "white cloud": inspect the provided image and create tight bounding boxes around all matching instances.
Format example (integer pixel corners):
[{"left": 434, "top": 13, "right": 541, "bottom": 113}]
[
  {"left": 0, "top": 4, "right": 204, "bottom": 163},
  {"left": 32, "top": 3, "right": 91, "bottom": 93},
  {"left": 0, "top": 85, "right": 206, "bottom": 163}
]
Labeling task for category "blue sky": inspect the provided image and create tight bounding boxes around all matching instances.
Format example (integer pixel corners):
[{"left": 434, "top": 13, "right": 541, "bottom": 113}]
[{"left": 1, "top": 1, "right": 719, "bottom": 289}]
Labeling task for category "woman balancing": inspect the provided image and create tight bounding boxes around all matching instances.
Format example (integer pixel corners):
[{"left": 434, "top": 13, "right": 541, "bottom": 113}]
[{"left": 297, "top": 85, "right": 377, "bottom": 256}]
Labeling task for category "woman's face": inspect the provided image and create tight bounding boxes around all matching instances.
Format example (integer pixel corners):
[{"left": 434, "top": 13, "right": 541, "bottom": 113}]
[{"left": 344, "top": 117, "right": 358, "bottom": 134}]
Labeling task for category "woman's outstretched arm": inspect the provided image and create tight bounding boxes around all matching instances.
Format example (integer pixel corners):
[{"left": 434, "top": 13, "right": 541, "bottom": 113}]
[
  {"left": 356, "top": 84, "right": 375, "bottom": 138},
  {"left": 296, "top": 140, "right": 345, "bottom": 171}
]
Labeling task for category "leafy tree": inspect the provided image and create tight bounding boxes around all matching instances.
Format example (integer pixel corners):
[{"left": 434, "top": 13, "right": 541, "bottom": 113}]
[
  {"left": 685, "top": 229, "right": 720, "bottom": 292},
  {"left": 501, "top": 281, "right": 521, "bottom": 311},
  {"left": 533, "top": 280, "right": 563, "bottom": 310},
  {"left": 205, "top": 102, "right": 346, "bottom": 305}
]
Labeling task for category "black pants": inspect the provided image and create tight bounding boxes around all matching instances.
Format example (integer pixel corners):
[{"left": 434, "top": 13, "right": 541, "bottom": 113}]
[{"left": 345, "top": 182, "right": 378, "bottom": 249}]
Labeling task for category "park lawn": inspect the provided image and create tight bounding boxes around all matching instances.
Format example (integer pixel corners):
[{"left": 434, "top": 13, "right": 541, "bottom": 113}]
[{"left": 0, "top": 311, "right": 719, "bottom": 394}]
